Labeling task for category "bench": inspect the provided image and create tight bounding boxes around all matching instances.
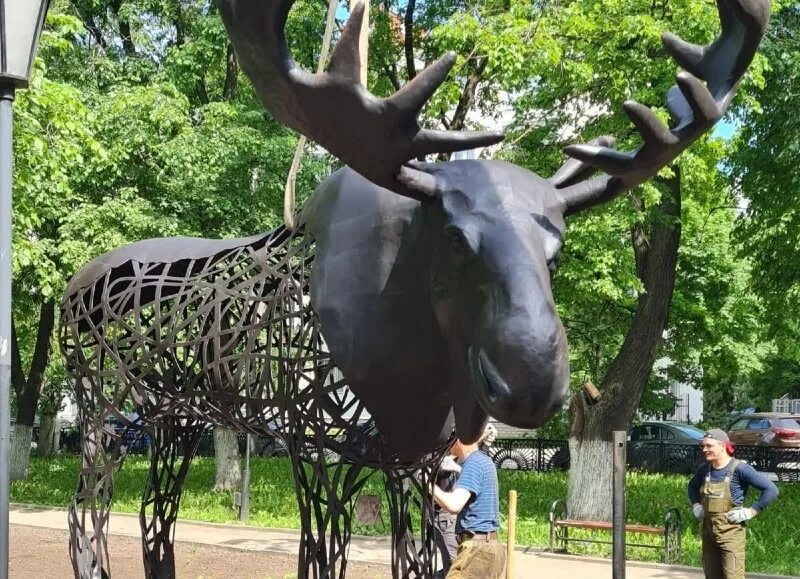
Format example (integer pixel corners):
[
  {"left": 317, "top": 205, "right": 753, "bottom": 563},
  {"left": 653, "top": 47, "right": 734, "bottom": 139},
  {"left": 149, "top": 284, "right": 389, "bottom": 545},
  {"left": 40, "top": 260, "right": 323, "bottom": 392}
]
[{"left": 548, "top": 499, "right": 682, "bottom": 564}]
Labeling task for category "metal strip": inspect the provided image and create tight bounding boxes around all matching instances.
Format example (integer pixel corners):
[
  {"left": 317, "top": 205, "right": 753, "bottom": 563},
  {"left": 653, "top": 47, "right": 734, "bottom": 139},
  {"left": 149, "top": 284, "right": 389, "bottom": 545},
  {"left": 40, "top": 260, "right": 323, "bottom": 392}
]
[
  {"left": 26, "top": 1, "right": 50, "bottom": 77},
  {"left": 0, "top": 82, "right": 15, "bottom": 579},
  {"left": 562, "top": 537, "right": 665, "bottom": 550},
  {"left": 0, "top": 1, "right": 7, "bottom": 72},
  {"left": 613, "top": 430, "right": 627, "bottom": 579}
]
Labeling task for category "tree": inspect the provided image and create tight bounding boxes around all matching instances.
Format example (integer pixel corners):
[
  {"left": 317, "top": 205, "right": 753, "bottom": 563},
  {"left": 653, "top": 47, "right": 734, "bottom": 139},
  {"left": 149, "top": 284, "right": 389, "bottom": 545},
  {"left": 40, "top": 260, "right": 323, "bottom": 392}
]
[
  {"left": 9, "top": 1, "right": 328, "bottom": 479},
  {"left": 489, "top": 0, "right": 770, "bottom": 519},
  {"left": 212, "top": 428, "right": 242, "bottom": 491},
  {"left": 36, "top": 358, "right": 70, "bottom": 458},
  {"left": 727, "top": 4, "right": 800, "bottom": 405},
  {"left": 9, "top": 17, "right": 109, "bottom": 477}
]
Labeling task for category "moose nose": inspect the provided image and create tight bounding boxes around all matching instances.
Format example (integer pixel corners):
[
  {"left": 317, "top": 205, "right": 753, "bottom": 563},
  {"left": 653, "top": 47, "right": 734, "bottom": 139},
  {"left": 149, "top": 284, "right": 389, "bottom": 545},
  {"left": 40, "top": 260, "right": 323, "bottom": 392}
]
[{"left": 468, "top": 342, "right": 569, "bottom": 429}]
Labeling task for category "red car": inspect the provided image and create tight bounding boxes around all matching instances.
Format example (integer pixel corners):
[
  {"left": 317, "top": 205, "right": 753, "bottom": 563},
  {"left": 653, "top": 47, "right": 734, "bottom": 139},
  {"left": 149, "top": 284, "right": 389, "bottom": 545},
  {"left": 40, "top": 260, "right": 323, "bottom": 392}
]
[{"left": 725, "top": 413, "right": 800, "bottom": 448}]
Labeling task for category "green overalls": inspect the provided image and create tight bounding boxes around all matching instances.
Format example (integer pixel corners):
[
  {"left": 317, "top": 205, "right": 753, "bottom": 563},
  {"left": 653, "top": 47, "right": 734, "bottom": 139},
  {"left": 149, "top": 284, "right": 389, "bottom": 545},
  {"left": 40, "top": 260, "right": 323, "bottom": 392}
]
[{"left": 701, "top": 459, "right": 746, "bottom": 579}]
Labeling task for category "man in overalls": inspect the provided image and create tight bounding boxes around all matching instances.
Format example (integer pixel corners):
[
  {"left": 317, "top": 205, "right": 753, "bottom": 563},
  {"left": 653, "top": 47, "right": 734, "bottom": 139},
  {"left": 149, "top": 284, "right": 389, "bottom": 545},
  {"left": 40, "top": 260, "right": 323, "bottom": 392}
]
[{"left": 688, "top": 429, "right": 779, "bottom": 579}]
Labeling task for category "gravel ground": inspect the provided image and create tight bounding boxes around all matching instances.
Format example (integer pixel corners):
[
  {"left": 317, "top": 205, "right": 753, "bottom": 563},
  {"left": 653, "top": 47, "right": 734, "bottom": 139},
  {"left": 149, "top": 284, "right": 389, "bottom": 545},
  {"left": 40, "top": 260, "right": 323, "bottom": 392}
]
[{"left": 10, "top": 524, "right": 391, "bottom": 579}]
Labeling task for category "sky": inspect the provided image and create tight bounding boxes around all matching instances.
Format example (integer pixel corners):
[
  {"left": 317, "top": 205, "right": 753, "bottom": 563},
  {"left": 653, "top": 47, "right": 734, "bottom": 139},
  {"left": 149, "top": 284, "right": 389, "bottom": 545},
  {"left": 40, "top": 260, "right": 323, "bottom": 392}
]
[{"left": 713, "top": 120, "right": 735, "bottom": 140}]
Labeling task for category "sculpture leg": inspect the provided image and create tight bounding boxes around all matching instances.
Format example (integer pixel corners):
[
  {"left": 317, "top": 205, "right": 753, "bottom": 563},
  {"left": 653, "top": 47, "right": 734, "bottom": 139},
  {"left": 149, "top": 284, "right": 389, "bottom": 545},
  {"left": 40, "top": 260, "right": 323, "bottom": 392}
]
[
  {"left": 68, "top": 410, "right": 126, "bottom": 579},
  {"left": 385, "top": 468, "right": 439, "bottom": 579},
  {"left": 288, "top": 435, "right": 369, "bottom": 579},
  {"left": 140, "top": 420, "right": 203, "bottom": 579}
]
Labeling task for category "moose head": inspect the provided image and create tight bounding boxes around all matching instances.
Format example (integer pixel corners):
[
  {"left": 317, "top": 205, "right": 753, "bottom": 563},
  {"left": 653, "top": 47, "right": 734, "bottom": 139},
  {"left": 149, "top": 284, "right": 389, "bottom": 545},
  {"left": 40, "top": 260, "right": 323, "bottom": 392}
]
[{"left": 219, "top": 0, "right": 769, "bottom": 459}]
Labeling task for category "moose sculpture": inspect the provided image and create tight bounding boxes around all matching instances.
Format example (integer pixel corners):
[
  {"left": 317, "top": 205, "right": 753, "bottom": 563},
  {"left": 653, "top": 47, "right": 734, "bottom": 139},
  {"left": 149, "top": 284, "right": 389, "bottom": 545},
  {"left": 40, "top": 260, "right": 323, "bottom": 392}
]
[{"left": 60, "top": 0, "right": 769, "bottom": 577}]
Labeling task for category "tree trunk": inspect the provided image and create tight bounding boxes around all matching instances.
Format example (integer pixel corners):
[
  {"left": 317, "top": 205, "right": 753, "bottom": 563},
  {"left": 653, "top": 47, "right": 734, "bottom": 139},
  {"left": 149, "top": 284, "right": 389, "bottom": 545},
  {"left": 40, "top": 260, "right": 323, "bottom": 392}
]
[
  {"left": 404, "top": 0, "right": 417, "bottom": 80},
  {"left": 10, "top": 300, "right": 56, "bottom": 480},
  {"left": 437, "top": 59, "right": 487, "bottom": 161},
  {"left": 213, "top": 427, "right": 241, "bottom": 491},
  {"left": 223, "top": 43, "right": 238, "bottom": 101},
  {"left": 449, "top": 59, "right": 487, "bottom": 132},
  {"left": 37, "top": 413, "right": 60, "bottom": 458},
  {"left": 10, "top": 424, "right": 34, "bottom": 480},
  {"left": 567, "top": 171, "right": 682, "bottom": 520}
]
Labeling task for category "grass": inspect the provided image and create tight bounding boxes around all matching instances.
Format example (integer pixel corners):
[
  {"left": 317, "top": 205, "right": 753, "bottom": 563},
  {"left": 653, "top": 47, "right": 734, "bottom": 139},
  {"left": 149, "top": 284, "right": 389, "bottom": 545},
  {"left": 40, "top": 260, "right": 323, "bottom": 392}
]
[{"left": 11, "top": 456, "right": 800, "bottom": 575}]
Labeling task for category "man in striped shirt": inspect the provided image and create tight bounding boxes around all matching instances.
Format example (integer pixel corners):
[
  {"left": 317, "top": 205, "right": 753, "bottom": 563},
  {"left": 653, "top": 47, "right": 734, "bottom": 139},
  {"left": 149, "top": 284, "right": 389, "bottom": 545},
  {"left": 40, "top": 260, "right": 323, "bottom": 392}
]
[{"left": 432, "top": 437, "right": 506, "bottom": 579}]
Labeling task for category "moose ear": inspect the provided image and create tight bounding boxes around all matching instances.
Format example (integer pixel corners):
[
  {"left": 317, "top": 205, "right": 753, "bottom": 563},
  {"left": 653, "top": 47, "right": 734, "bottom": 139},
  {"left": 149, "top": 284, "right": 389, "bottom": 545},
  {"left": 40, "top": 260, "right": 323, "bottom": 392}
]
[{"left": 396, "top": 161, "right": 444, "bottom": 200}]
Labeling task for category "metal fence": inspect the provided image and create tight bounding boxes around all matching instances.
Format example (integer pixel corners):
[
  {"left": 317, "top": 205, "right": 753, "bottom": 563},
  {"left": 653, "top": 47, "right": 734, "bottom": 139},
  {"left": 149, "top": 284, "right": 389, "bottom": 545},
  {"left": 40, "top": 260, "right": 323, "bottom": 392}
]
[
  {"left": 58, "top": 427, "right": 287, "bottom": 458},
  {"left": 488, "top": 438, "right": 570, "bottom": 471},
  {"left": 772, "top": 398, "right": 800, "bottom": 414},
  {"left": 487, "top": 438, "right": 800, "bottom": 482},
  {"left": 46, "top": 431, "right": 800, "bottom": 482}
]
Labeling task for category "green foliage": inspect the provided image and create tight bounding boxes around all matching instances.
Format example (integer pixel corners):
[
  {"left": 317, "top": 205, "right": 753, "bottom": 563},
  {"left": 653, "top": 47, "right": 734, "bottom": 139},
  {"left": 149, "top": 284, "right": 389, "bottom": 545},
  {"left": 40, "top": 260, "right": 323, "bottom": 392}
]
[
  {"left": 37, "top": 357, "right": 69, "bottom": 417},
  {"left": 12, "top": 1, "right": 330, "bottom": 424},
  {"left": 727, "top": 5, "right": 800, "bottom": 400},
  {"left": 12, "top": 457, "right": 800, "bottom": 575},
  {"left": 20, "top": 0, "right": 331, "bottom": 285}
]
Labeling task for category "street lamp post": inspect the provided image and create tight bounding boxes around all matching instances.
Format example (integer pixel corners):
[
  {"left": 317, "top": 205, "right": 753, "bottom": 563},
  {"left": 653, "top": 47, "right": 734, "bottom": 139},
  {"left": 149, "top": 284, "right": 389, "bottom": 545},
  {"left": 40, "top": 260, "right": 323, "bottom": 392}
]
[{"left": 0, "top": 2, "right": 50, "bottom": 577}]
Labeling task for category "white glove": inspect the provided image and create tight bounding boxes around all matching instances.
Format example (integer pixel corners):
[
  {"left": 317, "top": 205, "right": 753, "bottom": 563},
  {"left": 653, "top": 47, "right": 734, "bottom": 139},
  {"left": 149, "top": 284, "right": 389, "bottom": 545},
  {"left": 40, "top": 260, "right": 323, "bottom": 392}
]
[
  {"left": 411, "top": 469, "right": 434, "bottom": 492},
  {"left": 692, "top": 503, "right": 704, "bottom": 520},
  {"left": 441, "top": 455, "right": 462, "bottom": 474},
  {"left": 726, "top": 507, "right": 756, "bottom": 524},
  {"left": 481, "top": 424, "right": 498, "bottom": 446}
]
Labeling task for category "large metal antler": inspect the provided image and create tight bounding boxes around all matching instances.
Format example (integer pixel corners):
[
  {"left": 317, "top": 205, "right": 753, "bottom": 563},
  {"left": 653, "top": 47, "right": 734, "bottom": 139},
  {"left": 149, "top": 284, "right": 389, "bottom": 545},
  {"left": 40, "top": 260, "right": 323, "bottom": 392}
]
[
  {"left": 559, "top": 0, "right": 770, "bottom": 215},
  {"left": 218, "top": 0, "right": 503, "bottom": 197}
]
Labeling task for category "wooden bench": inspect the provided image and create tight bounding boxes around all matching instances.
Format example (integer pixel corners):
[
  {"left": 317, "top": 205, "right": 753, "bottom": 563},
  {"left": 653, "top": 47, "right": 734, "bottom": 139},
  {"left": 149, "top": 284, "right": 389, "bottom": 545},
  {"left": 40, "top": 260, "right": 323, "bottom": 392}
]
[{"left": 548, "top": 499, "right": 682, "bottom": 564}]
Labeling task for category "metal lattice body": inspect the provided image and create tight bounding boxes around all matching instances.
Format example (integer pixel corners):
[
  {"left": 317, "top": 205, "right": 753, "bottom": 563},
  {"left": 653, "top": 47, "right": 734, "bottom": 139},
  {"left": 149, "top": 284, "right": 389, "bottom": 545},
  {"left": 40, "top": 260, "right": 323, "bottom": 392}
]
[{"left": 61, "top": 226, "right": 446, "bottom": 579}]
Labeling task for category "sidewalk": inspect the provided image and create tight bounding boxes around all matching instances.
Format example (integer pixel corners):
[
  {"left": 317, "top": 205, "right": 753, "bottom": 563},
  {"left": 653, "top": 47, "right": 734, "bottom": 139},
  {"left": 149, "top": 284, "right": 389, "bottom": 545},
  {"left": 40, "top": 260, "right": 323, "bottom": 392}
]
[{"left": 9, "top": 504, "right": 791, "bottom": 579}]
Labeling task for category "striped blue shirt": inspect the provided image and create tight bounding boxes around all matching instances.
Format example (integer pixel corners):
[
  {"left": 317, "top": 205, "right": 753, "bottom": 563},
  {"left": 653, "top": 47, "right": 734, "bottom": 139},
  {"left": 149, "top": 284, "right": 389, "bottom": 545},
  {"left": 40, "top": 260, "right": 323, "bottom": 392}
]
[{"left": 454, "top": 450, "right": 500, "bottom": 533}]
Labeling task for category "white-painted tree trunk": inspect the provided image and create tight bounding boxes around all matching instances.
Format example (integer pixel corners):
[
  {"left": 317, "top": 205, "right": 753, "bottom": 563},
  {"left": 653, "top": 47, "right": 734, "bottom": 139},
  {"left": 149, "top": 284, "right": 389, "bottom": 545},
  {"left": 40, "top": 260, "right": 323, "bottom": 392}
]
[
  {"left": 566, "top": 436, "right": 613, "bottom": 521},
  {"left": 213, "top": 427, "right": 241, "bottom": 491},
  {"left": 10, "top": 424, "right": 33, "bottom": 481}
]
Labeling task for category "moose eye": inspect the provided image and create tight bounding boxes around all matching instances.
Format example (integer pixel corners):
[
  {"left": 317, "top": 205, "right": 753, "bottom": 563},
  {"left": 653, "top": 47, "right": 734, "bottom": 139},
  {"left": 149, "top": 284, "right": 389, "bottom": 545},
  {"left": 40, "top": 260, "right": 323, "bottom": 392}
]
[
  {"left": 445, "top": 227, "right": 475, "bottom": 262},
  {"left": 448, "top": 231, "right": 467, "bottom": 254}
]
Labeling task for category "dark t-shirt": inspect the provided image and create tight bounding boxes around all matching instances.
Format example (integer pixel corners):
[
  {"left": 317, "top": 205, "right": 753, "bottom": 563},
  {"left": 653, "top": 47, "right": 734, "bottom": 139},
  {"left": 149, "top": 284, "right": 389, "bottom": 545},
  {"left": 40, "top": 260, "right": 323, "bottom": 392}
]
[
  {"left": 454, "top": 451, "right": 500, "bottom": 533},
  {"left": 687, "top": 459, "right": 779, "bottom": 512}
]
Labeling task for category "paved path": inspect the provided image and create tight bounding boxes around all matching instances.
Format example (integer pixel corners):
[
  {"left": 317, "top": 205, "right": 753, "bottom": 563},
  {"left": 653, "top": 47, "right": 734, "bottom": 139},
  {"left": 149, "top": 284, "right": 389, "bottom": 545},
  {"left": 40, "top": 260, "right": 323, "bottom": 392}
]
[{"left": 9, "top": 504, "right": 791, "bottom": 578}]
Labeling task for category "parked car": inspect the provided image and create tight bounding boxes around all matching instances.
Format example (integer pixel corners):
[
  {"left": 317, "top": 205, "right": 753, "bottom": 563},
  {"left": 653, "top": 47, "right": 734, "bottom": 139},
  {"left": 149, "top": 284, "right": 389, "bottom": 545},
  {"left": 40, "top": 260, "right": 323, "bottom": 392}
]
[
  {"left": 501, "top": 421, "right": 705, "bottom": 473},
  {"left": 627, "top": 421, "right": 705, "bottom": 474},
  {"left": 629, "top": 421, "right": 705, "bottom": 444},
  {"left": 725, "top": 413, "right": 800, "bottom": 448},
  {"left": 109, "top": 416, "right": 152, "bottom": 454},
  {"left": 722, "top": 413, "right": 800, "bottom": 473}
]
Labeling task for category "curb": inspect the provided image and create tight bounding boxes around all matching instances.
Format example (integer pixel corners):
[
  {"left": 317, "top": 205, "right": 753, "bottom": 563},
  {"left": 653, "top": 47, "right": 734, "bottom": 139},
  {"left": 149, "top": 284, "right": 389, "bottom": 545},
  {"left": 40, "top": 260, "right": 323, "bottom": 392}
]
[{"left": 536, "top": 551, "right": 797, "bottom": 578}]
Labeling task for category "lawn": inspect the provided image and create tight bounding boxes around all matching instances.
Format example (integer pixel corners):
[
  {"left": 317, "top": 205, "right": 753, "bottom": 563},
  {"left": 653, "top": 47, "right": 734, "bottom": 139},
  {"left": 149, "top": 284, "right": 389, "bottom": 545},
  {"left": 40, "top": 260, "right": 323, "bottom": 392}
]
[{"left": 11, "top": 456, "right": 800, "bottom": 576}]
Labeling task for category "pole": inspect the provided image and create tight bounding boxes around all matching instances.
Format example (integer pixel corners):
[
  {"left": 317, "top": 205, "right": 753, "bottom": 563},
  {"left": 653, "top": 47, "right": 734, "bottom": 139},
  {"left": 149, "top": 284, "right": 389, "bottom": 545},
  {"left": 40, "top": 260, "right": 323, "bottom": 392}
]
[
  {"left": 0, "top": 82, "right": 16, "bottom": 579},
  {"left": 282, "top": 0, "right": 339, "bottom": 230},
  {"left": 357, "top": 0, "right": 369, "bottom": 87},
  {"left": 239, "top": 433, "right": 251, "bottom": 521},
  {"left": 506, "top": 490, "right": 517, "bottom": 579},
  {"left": 612, "top": 430, "right": 627, "bottom": 579}
]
